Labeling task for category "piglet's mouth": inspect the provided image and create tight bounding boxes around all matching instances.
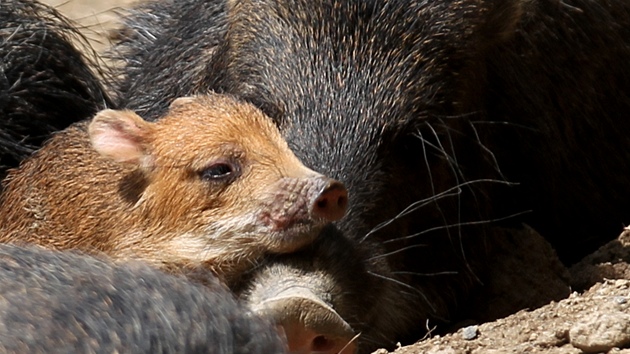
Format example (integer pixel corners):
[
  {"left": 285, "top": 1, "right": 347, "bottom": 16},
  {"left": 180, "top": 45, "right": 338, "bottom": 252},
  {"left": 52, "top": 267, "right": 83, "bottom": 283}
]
[
  {"left": 259, "top": 207, "right": 313, "bottom": 231},
  {"left": 257, "top": 213, "right": 329, "bottom": 255},
  {"left": 259, "top": 212, "right": 324, "bottom": 238}
]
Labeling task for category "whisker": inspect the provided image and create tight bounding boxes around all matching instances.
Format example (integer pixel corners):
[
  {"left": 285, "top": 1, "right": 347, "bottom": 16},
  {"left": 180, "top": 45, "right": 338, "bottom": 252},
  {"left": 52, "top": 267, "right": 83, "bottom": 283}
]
[
  {"left": 416, "top": 126, "right": 450, "bottom": 255},
  {"left": 466, "top": 119, "right": 506, "bottom": 179},
  {"left": 382, "top": 210, "right": 531, "bottom": 245},
  {"left": 420, "top": 319, "right": 438, "bottom": 341},
  {"left": 367, "top": 271, "right": 436, "bottom": 313},
  {"left": 469, "top": 119, "right": 538, "bottom": 133},
  {"left": 333, "top": 332, "right": 361, "bottom": 354},
  {"left": 392, "top": 270, "right": 459, "bottom": 277},
  {"left": 359, "top": 189, "right": 460, "bottom": 243},
  {"left": 366, "top": 243, "right": 428, "bottom": 262},
  {"left": 359, "top": 178, "right": 516, "bottom": 243},
  {"left": 430, "top": 110, "right": 483, "bottom": 120},
  {"left": 418, "top": 122, "right": 461, "bottom": 256},
  {"left": 430, "top": 111, "right": 535, "bottom": 132},
  {"left": 416, "top": 128, "right": 437, "bottom": 196},
  {"left": 426, "top": 120, "right": 480, "bottom": 281},
  {"left": 426, "top": 120, "right": 465, "bottom": 181}
]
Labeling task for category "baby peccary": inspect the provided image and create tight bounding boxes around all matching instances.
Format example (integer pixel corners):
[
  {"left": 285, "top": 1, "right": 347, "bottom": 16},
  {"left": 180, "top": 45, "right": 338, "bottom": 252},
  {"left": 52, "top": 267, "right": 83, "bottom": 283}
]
[
  {"left": 0, "top": 243, "right": 286, "bottom": 354},
  {"left": 0, "top": 94, "right": 348, "bottom": 280}
]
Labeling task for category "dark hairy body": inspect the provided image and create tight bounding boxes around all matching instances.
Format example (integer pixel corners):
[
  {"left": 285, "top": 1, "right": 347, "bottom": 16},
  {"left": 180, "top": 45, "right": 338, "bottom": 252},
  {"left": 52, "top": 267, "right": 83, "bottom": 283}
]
[
  {"left": 110, "top": 0, "right": 630, "bottom": 350},
  {"left": 2, "top": 0, "right": 630, "bottom": 352},
  {"left": 0, "top": 0, "right": 110, "bottom": 178},
  {"left": 0, "top": 243, "right": 285, "bottom": 354}
]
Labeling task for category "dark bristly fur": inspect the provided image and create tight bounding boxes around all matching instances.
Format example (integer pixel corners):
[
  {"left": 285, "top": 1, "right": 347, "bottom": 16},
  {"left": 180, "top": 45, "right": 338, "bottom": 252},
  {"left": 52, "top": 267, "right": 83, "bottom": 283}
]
[
  {"left": 0, "top": 0, "right": 113, "bottom": 180},
  {"left": 0, "top": 243, "right": 285, "bottom": 354}
]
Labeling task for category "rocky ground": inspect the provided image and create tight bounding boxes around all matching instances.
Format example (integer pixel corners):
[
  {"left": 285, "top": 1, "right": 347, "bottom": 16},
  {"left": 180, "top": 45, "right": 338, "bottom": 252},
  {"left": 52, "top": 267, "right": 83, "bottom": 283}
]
[
  {"left": 37, "top": 1, "right": 630, "bottom": 353},
  {"left": 387, "top": 227, "right": 630, "bottom": 354}
]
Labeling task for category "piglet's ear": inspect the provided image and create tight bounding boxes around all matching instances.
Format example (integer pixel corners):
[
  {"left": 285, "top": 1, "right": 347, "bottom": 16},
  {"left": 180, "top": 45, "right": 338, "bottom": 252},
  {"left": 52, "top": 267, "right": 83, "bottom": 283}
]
[{"left": 88, "top": 109, "right": 153, "bottom": 166}]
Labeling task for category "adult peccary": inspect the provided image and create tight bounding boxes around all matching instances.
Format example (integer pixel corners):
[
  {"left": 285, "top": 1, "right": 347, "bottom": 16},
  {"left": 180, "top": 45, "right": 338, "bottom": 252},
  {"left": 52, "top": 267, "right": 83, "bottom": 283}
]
[
  {"left": 108, "top": 0, "right": 630, "bottom": 351},
  {"left": 0, "top": 0, "right": 111, "bottom": 179},
  {"left": 0, "top": 243, "right": 286, "bottom": 354}
]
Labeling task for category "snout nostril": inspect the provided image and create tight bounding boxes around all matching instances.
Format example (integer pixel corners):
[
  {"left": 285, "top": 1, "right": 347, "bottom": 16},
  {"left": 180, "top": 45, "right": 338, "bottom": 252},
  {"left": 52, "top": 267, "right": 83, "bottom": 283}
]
[
  {"left": 312, "top": 181, "right": 349, "bottom": 222},
  {"left": 312, "top": 335, "right": 334, "bottom": 352},
  {"left": 255, "top": 295, "right": 357, "bottom": 354},
  {"left": 337, "top": 195, "right": 347, "bottom": 209}
]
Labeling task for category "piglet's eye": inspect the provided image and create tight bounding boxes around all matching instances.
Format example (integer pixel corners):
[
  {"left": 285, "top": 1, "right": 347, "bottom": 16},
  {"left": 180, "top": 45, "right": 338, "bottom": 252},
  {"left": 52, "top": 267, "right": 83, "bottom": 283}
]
[{"left": 200, "top": 162, "right": 238, "bottom": 181}]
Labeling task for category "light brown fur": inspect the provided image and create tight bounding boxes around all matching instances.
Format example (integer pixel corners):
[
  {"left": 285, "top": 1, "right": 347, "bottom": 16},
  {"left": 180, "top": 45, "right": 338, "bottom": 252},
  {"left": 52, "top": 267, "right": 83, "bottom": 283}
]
[{"left": 0, "top": 94, "right": 346, "bottom": 279}]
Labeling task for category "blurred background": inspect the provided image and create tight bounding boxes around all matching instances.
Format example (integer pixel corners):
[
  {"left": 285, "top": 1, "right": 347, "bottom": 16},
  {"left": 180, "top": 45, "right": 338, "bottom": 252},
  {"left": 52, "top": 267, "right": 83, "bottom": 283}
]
[{"left": 40, "top": 0, "right": 137, "bottom": 53}]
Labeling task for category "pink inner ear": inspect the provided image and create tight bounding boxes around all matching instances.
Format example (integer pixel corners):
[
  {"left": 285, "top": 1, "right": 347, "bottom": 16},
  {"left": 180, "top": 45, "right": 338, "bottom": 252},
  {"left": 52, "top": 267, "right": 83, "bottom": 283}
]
[
  {"left": 89, "top": 110, "right": 149, "bottom": 165},
  {"left": 91, "top": 129, "right": 144, "bottom": 164}
]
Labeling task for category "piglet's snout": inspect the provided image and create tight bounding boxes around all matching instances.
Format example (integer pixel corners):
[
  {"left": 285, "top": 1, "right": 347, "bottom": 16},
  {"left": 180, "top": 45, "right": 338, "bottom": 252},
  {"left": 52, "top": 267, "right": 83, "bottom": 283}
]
[
  {"left": 310, "top": 178, "right": 348, "bottom": 222},
  {"left": 253, "top": 290, "right": 357, "bottom": 354},
  {"left": 263, "top": 175, "right": 348, "bottom": 228}
]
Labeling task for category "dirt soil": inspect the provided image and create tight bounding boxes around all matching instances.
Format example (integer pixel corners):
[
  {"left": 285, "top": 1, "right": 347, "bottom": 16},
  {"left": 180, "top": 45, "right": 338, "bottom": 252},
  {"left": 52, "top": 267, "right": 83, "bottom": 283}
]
[
  {"left": 382, "top": 227, "right": 630, "bottom": 354},
  {"left": 39, "top": 1, "right": 630, "bottom": 353}
]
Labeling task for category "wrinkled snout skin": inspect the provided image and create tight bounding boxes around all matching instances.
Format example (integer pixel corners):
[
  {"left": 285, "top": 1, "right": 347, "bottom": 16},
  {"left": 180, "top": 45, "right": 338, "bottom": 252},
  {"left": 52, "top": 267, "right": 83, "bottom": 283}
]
[{"left": 258, "top": 176, "right": 348, "bottom": 253}]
